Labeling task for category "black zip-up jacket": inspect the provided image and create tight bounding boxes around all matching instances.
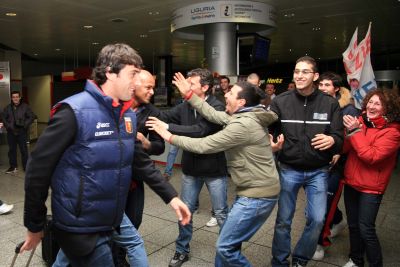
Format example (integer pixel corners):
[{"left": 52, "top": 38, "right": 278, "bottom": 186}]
[
  {"left": 2, "top": 102, "right": 36, "bottom": 134},
  {"left": 24, "top": 105, "right": 177, "bottom": 232},
  {"left": 270, "top": 89, "right": 344, "bottom": 170},
  {"left": 136, "top": 103, "right": 164, "bottom": 155},
  {"left": 158, "top": 95, "right": 227, "bottom": 177}
]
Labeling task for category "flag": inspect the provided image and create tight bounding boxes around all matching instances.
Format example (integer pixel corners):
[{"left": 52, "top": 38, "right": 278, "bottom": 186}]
[{"left": 342, "top": 23, "right": 376, "bottom": 109}]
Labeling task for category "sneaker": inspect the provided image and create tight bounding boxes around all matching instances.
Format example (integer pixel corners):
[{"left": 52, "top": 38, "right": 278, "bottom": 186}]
[
  {"left": 330, "top": 219, "right": 347, "bottom": 238},
  {"left": 169, "top": 252, "right": 189, "bottom": 267},
  {"left": 343, "top": 258, "right": 358, "bottom": 267},
  {"left": 5, "top": 167, "right": 17, "bottom": 174},
  {"left": 312, "top": 245, "right": 325, "bottom": 261},
  {"left": 0, "top": 203, "right": 14, "bottom": 215},
  {"left": 206, "top": 216, "right": 218, "bottom": 227}
]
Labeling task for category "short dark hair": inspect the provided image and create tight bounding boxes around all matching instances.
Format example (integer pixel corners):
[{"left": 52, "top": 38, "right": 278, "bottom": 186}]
[
  {"left": 11, "top": 91, "right": 21, "bottom": 97},
  {"left": 319, "top": 71, "right": 342, "bottom": 89},
  {"left": 236, "top": 81, "right": 263, "bottom": 107},
  {"left": 296, "top": 56, "right": 318, "bottom": 73},
  {"left": 187, "top": 68, "right": 214, "bottom": 95},
  {"left": 219, "top": 75, "right": 230, "bottom": 84},
  {"left": 92, "top": 43, "right": 143, "bottom": 86}
]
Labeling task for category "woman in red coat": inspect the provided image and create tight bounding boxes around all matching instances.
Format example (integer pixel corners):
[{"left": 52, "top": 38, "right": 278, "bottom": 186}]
[{"left": 342, "top": 89, "right": 400, "bottom": 267}]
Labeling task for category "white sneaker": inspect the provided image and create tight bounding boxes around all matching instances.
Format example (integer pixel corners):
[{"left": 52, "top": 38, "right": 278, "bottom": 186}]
[
  {"left": 343, "top": 258, "right": 358, "bottom": 267},
  {"left": 0, "top": 203, "right": 14, "bottom": 215},
  {"left": 206, "top": 216, "right": 218, "bottom": 227},
  {"left": 330, "top": 219, "right": 347, "bottom": 238},
  {"left": 312, "top": 245, "right": 325, "bottom": 261}
]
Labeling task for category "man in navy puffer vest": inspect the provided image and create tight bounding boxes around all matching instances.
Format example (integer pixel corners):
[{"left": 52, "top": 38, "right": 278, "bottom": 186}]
[{"left": 20, "top": 43, "right": 190, "bottom": 266}]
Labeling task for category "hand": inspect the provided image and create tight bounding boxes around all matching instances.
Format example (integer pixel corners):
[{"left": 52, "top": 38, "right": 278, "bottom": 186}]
[
  {"left": 269, "top": 134, "right": 284, "bottom": 152},
  {"left": 146, "top": 117, "right": 173, "bottom": 141},
  {"left": 136, "top": 132, "right": 151, "bottom": 150},
  {"left": 20, "top": 230, "right": 43, "bottom": 253},
  {"left": 330, "top": 154, "right": 340, "bottom": 166},
  {"left": 172, "top": 72, "right": 191, "bottom": 97},
  {"left": 169, "top": 197, "right": 191, "bottom": 226},
  {"left": 311, "top": 134, "right": 335, "bottom": 150},
  {"left": 343, "top": 115, "right": 361, "bottom": 131}
]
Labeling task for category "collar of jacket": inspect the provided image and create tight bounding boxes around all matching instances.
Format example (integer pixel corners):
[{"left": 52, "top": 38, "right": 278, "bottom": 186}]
[{"left": 294, "top": 86, "right": 319, "bottom": 100}]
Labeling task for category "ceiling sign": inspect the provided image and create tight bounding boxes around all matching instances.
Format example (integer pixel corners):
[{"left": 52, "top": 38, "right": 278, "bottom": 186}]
[{"left": 171, "top": 1, "right": 276, "bottom": 32}]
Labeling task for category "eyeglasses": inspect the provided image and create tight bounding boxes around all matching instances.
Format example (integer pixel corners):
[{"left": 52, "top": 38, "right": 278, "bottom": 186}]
[{"left": 293, "top": 69, "right": 315, "bottom": 75}]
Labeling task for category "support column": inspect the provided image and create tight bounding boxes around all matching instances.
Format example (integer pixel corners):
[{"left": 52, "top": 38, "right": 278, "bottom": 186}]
[{"left": 204, "top": 23, "right": 236, "bottom": 75}]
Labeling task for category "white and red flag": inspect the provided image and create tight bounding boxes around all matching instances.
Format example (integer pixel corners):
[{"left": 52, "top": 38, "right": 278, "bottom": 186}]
[{"left": 342, "top": 22, "right": 376, "bottom": 109}]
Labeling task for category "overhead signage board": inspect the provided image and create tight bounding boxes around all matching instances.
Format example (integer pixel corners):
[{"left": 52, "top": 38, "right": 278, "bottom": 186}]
[{"left": 171, "top": 1, "right": 276, "bottom": 32}]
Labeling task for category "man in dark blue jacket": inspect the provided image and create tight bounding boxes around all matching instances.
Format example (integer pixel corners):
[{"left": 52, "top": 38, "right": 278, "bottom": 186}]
[
  {"left": 153, "top": 68, "right": 228, "bottom": 267},
  {"left": 20, "top": 43, "right": 190, "bottom": 267}
]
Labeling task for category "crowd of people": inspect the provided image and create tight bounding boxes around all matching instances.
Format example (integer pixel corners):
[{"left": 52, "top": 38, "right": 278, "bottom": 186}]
[{"left": 0, "top": 43, "right": 399, "bottom": 267}]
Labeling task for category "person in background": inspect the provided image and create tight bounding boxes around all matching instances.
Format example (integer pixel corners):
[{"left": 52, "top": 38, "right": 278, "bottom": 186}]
[
  {"left": 0, "top": 121, "right": 15, "bottom": 215},
  {"left": 214, "top": 75, "right": 230, "bottom": 105},
  {"left": 247, "top": 73, "right": 261, "bottom": 87},
  {"left": 312, "top": 71, "right": 360, "bottom": 261},
  {"left": 265, "top": 83, "right": 277, "bottom": 100},
  {"left": 1, "top": 91, "right": 35, "bottom": 173},
  {"left": 287, "top": 82, "right": 296, "bottom": 91},
  {"left": 341, "top": 89, "right": 400, "bottom": 267}
]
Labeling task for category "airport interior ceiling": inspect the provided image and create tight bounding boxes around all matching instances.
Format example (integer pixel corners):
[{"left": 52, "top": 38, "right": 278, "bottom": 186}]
[{"left": 0, "top": 0, "right": 399, "bottom": 71}]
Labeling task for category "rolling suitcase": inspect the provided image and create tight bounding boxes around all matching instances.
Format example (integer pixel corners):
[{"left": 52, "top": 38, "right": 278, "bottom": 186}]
[
  {"left": 42, "top": 215, "right": 60, "bottom": 266},
  {"left": 10, "top": 241, "right": 35, "bottom": 267}
]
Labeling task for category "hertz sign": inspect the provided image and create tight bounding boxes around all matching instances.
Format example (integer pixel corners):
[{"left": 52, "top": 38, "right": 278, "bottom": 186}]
[{"left": 266, "top": 78, "right": 283, "bottom": 84}]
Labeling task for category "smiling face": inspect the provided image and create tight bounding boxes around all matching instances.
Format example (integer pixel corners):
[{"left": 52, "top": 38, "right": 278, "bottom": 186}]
[
  {"left": 188, "top": 75, "right": 208, "bottom": 99},
  {"left": 110, "top": 65, "right": 141, "bottom": 101},
  {"left": 225, "top": 85, "right": 245, "bottom": 115},
  {"left": 318, "top": 79, "right": 339, "bottom": 97},
  {"left": 366, "top": 94, "right": 385, "bottom": 119},
  {"left": 220, "top": 78, "right": 230, "bottom": 92},
  {"left": 293, "top": 61, "right": 319, "bottom": 96},
  {"left": 134, "top": 71, "right": 155, "bottom": 104}
]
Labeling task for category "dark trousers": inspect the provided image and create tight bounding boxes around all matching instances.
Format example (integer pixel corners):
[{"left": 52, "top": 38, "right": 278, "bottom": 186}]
[
  {"left": 7, "top": 130, "right": 28, "bottom": 170},
  {"left": 318, "top": 171, "right": 344, "bottom": 246},
  {"left": 344, "top": 185, "right": 383, "bottom": 267}
]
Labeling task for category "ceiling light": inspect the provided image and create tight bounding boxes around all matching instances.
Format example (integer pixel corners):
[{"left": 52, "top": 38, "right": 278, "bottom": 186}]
[
  {"left": 334, "top": 36, "right": 337, "bottom": 40},
  {"left": 92, "top": 42, "right": 99, "bottom": 45},
  {"left": 55, "top": 48, "right": 61, "bottom": 51},
  {"left": 312, "top": 27, "right": 321, "bottom": 31},
  {"left": 139, "top": 34, "right": 148, "bottom": 38},
  {"left": 5, "top": 12, "right": 17, "bottom": 16},
  {"left": 148, "top": 11, "right": 160, "bottom": 15},
  {"left": 283, "top": 13, "right": 295, "bottom": 18},
  {"left": 83, "top": 25, "right": 93, "bottom": 29},
  {"left": 34, "top": 53, "right": 38, "bottom": 56},
  {"left": 183, "top": 42, "right": 187, "bottom": 45},
  {"left": 289, "top": 48, "right": 292, "bottom": 52}
]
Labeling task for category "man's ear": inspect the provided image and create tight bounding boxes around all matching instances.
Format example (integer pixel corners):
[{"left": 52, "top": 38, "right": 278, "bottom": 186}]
[
  {"left": 239, "top": 98, "right": 246, "bottom": 108},
  {"left": 313, "top": 72, "right": 319, "bottom": 82},
  {"left": 106, "top": 71, "right": 117, "bottom": 81},
  {"left": 201, "top": 84, "right": 209, "bottom": 93}
]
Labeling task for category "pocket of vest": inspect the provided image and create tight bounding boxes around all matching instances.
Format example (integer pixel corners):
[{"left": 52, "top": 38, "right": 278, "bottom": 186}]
[{"left": 76, "top": 176, "right": 84, "bottom": 217}]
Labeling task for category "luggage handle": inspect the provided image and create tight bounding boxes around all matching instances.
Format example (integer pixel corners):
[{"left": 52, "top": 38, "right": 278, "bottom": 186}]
[{"left": 10, "top": 241, "right": 36, "bottom": 267}]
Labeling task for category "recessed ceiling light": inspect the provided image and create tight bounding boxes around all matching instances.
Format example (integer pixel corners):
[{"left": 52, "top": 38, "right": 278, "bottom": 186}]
[
  {"left": 55, "top": 48, "right": 61, "bottom": 51},
  {"left": 334, "top": 36, "right": 337, "bottom": 40},
  {"left": 289, "top": 48, "right": 292, "bottom": 52},
  {"left": 34, "top": 53, "right": 38, "bottom": 56},
  {"left": 92, "top": 42, "right": 99, "bottom": 45},
  {"left": 139, "top": 34, "right": 148, "bottom": 38},
  {"left": 148, "top": 11, "right": 160, "bottom": 15},
  {"left": 83, "top": 25, "right": 93, "bottom": 29},
  {"left": 283, "top": 13, "right": 295, "bottom": 18},
  {"left": 183, "top": 42, "right": 187, "bottom": 45},
  {"left": 5, "top": 12, "right": 17, "bottom": 16}
]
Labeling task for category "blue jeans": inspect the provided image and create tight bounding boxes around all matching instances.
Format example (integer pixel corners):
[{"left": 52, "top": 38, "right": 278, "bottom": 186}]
[
  {"left": 176, "top": 174, "right": 228, "bottom": 254},
  {"left": 344, "top": 185, "right": 383, "bottom": 267},
  {"left": 164, "top": 145, "right": 179, "bottom": 176},
  {"left": 112, "top": 213, "right": 148, "bottom": 266},
  {"left": 272, "top": 164, "right": 328, "bottom": 267},
  {"left": 53, "top": 234, "right": 114, "bottom": 267},
  {"left": 215, "top": 196, "right": 277, "bottom": 267}
]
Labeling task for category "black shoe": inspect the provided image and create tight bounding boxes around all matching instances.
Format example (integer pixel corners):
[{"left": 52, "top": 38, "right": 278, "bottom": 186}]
[
  {"left": 5, "top": 167, "right": 17, "bottom": 174},
  {"left": 169, "top": 252, "right": 189, "bottom": 267}
]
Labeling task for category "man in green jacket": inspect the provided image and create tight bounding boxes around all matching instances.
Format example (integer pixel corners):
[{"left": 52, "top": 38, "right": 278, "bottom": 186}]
[{"left": 147, "top": 73, "right": 283, "bottom": 267}]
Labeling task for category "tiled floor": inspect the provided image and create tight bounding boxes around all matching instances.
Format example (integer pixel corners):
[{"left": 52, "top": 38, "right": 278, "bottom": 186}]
[{"left": 1, "top": 144, "right": 399, "bottom": 266}]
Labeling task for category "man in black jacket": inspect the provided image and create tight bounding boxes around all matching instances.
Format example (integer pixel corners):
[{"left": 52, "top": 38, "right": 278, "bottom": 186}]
[
  {"left": 154, "top": 68, "right": 228, "bottom": 267},
  {"left": 2, "top": 91, "right": 35, "bottom": 173},
  {"left": 270, "top": 56, "right": 344, "bottom": 267}
]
